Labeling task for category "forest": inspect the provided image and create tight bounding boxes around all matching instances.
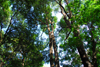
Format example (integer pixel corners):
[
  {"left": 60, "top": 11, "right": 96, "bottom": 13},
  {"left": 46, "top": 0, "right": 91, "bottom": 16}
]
[{"left": 0, "top": 0, "right": 100, "bottom": 67}]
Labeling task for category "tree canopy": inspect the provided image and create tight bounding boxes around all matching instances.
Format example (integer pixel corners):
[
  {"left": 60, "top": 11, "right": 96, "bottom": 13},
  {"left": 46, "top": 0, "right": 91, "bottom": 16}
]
[{"left": 0, "top": 0, "right": 100, "bottom": 67}]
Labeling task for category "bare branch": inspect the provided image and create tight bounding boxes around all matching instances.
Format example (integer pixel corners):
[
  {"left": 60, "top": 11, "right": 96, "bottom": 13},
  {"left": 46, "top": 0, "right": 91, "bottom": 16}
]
[
  {"left": 56, "top": 0, "right": 70, "bottom": 18},
  {"left": 56, "top": 0, "right": 71, "bottom": 28},
  {"left": 5, "top": 12, "right": 17, "bottom": 34}
]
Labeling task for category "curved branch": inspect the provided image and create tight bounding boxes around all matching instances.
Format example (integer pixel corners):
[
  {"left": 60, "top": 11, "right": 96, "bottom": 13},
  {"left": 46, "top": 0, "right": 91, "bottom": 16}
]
[{"left": 56, "top": 0, "right": 70, "bottom": 18}]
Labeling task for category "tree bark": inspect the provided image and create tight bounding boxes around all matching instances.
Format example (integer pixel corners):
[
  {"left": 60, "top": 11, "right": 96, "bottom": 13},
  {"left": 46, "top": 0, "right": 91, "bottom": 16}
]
[
  {"left": 47, "top": 22, "right": 54, "bottom": 67},
  {"left": 51, "top": 21, "right": 60, "bottom": 67},
  {"left": 47, "top": 19, "right": 59, "bottom": 67},
  {"left": 74, "top": 29, "right": 93, "bottom": 67},
  {"left": 52, "top": 34, "right": 60, "bottom": 67}
]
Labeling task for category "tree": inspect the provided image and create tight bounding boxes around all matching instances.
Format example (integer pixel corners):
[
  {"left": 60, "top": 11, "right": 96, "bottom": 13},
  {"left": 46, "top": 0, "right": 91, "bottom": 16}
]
[
  {"left": 0, "top": 0, "right": 60, "bottom": 67},
  {"left": 57, "top": 0, "right": 100, "bottom": 67},
  {"left": 0, "top": 0, "right": 45, "bottom": 67},
  {"left": 0, "top": 0, "right": 100, "bottom": 67}
]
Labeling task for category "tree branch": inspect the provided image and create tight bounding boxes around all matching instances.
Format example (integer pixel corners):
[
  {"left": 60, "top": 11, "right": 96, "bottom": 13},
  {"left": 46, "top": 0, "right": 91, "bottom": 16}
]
[
  {"left": 64, "top": 0, "right": 72, "bottom": 19},
  {"left": 56, "top": 0, "right": 70, "bottom": 18},
  {"left": 0, "top": 11, "right": 18, "bottom": 45},
  {"left": 64, "top": 30, "right": 71, "bottom": 41}
]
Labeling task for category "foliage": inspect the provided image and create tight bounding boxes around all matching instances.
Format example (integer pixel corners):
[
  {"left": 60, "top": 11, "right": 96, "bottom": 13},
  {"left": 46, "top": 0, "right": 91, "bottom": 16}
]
[
  {"left": 0, "top": 0, "right": 100, "bottom": 67},
  {"left": 58, "top": 0, "right": 100, "bottom": 66}
]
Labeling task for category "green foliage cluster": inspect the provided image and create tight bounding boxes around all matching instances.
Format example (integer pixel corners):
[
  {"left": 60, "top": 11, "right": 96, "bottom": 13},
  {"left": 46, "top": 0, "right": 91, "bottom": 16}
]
[{"left": 0, "top": 0, "right": 12, "bottom": 27}]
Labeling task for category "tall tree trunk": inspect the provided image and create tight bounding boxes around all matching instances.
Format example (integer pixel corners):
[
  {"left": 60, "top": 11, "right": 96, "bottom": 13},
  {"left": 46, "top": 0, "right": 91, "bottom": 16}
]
[
  {"left": 73, "top": 29, "right": 93, "bottom": 67},
  {"left": 51, "top": 21, "right": 60, "bottom": 67},
  {"left": 52, "top": 34, "right": 60, "bottom": 67},
  {"left": 47, "top": 19, "right": 59, "bottom": 67},
  {"left": 47, "top": 22, "right": 54, "bottom": 67},
  {"left": 58, "top": 0, "right": 93, "bottom": 66}
]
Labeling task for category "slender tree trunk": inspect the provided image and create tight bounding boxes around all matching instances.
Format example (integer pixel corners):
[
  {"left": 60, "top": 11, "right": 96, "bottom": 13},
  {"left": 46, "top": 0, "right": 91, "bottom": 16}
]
[
  {"left": 47, "top": 23, "right": 54, "bottom": 67},
  {"left": 47, "top": 19, "right": 59, "bottom": 67},
  {"left": 52, "top": 34, "right": 60, "bottom": 67},
  {"left": 51, "top": 21, "right": 60, "bottom": 67}
]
